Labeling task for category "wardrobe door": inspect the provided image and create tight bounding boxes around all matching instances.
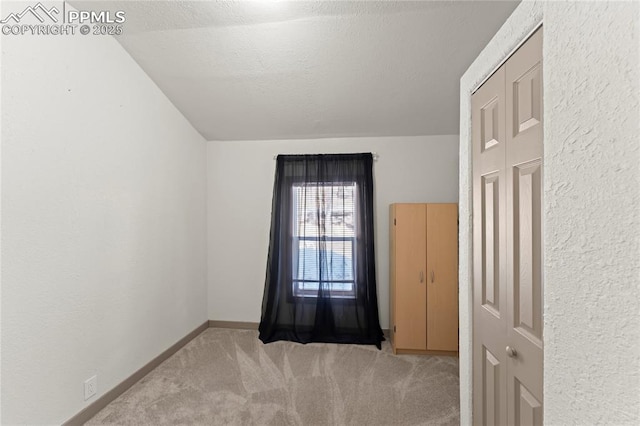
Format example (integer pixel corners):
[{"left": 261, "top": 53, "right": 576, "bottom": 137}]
[
  {"left": 472, "top": 66, "right": 508, "bottom": 426},
  {"left": 392, "top": 204, "right": 427, "bottom": 351},
  {"left": 506, "top": 28, "right": 543, "bottom": 426},
  {"left": 426, "top": 204, "right": 459, "bottom": 351}
]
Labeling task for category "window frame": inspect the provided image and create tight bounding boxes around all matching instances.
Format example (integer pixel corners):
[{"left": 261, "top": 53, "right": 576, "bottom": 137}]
[{"left": 290, "top": 181, "right": 358, "bottom": 299}]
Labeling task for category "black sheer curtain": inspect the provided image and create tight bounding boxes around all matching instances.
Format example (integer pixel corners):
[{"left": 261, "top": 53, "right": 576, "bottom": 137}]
[{"left": 259, "top": 153, "right": 384, "bottom": 349}]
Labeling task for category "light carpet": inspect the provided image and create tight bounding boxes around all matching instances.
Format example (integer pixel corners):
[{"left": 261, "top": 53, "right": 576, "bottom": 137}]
[{"left": 87, "top": 328, "right": 459, "bottom": 425}]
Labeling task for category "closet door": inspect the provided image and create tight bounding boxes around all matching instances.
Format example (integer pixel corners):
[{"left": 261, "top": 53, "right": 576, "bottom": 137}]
[
  {"left": 391, "top": 204, "right": 427, "bottom": 350},
  {"left": 426, "top": 204, "right": 459, "bottom": 351},
  {"left": 472, "top": 27, "right": 543, "bottom": 426},
  {"left": 505, "top": 28, "right": 543, "bottom": 426},
  {"left": 472, "top": 65, "right": 508, "bottom": 426}
]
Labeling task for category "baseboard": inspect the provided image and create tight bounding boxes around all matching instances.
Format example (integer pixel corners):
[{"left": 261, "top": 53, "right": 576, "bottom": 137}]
[
  {"left": 63, "top": 320, "right": 209, "bottom": 426},
  {"left": 209, "top": 320, "right": 259, "bottom": 330},
  {"left": 393, "top": 348, "right": 459, "bottom": 357},
  {"left": 208, "top": 320, "right": 390, "bottom": 340}
]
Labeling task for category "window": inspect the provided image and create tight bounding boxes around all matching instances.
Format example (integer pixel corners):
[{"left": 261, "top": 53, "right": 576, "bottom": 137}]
[
  {"left": 260, "top": 153, "right": 383, "bottom": 347},
  {"left": 291, "top": 182, "right": 357, "bottom": 298}
]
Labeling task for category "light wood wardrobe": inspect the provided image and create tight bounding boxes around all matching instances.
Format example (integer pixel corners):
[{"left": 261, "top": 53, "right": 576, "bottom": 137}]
[
  {"left": 389, "top": 203, "right": 458, "bottom": 355},
  {"left": 472, "top": 28, "right": 543, "bottom": 425}
]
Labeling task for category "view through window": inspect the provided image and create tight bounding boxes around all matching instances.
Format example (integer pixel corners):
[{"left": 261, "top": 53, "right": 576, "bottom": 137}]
[{"left": 292, "top": 182, "right": 357, "bottom": 298}]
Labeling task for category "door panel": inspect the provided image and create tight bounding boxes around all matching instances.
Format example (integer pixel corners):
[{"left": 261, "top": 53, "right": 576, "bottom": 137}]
[
  {"left": 426, "top": 204, "right": 458, "bottom": 351},
  {"left": 513, "top": 160, "right": 542, "bottom": 343},
  {"left": 482, "top": 97, "right": 501, "bottom": 151},
  {"left": 506, "top": 28, "right": 543, "bottom": 426},
  {"left": 481, "top": 173, "right": 501, "bottom": 317},
  {"left": 390, "top": 205, "right": 397, "bottom": 351},
  {"left": 393, "top": 204, "right": 427, "bottom": 350},
  {"left": 483, "top": 346, "right": 503, "bottom": 426},
  {"left": 513, "top": 64, "right": 542, "bottom": 137},
  {"left": 514, "top": 379, "right": 543, "bottom": 426},
  {"left": 473, "top": 65, "right": 508, "bottom": 426}
]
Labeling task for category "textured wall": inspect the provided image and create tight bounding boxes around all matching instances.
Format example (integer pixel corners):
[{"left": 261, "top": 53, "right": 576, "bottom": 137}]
[
  {"left": 459, "top": 1, "right": 640, "bottom": 425},
  {"left": 207, "top": 136, "right": 459, "bottom": 330},
  {"left": 543, "top": 2, "right": 640, "bottom": 424},
  {"left": 1, "top": 13, "right": 208, "bottom": 424}
]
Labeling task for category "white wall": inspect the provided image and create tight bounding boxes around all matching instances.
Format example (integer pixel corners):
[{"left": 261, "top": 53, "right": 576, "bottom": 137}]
[
  {"left": 543, "top": 2, "right": 639, "bottom": 424},
  {"left": 207, "top": 136, "right": 459, "bottom": 329},
  {"left": 459, "top": 1, "right": 640, "bottom": 425},
  {"left": 1, "top": 12, "right": 208, "bottom": 425}
]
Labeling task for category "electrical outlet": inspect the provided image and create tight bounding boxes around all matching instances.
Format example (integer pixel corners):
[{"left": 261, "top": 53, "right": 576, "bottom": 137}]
[{"left": 84, "top": 375, "right": 97, "bottom": 401}]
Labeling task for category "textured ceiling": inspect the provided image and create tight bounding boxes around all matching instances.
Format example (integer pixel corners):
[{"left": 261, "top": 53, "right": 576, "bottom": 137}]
[{"left": 72, "top": 1, "right": 519, "bottom": 141}]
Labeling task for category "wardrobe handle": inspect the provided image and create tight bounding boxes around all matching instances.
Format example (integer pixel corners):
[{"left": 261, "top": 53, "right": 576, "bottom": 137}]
[
  {"left": 420, "top": 271, "right": 424, "bottom": 283},
  {"left": 430, "top": 270, "right": 435, "bottom": 283}
]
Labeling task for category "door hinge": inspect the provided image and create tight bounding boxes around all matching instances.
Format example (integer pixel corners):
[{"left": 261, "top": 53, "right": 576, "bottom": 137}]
[
  {"left": 394, "top": 219, "right": 396, "bottom": 225},
  {"left": 393, "top": 325, "right": 396, "bottom": 332}
]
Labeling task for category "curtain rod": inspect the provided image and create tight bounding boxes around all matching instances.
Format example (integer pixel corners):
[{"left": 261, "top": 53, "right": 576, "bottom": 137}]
[{"left": 272, "top": 153, "right": 379, "bottom": 161}]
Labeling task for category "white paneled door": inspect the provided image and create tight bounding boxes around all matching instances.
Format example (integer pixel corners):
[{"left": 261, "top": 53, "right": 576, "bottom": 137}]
[{"left": 472, "top": 28, "right": 543, "bottom": 426}]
